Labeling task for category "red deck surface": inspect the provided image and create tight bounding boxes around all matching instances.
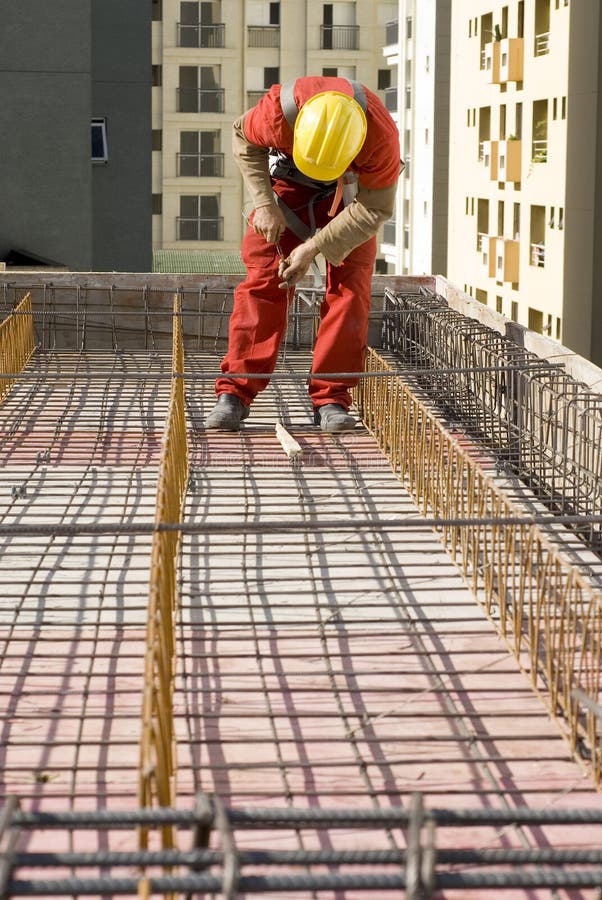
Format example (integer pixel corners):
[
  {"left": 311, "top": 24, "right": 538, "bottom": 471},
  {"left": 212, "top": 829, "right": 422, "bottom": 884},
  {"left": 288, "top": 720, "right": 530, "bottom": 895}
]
[{"left": 1, "top": 351, "right": 602, "bottom": 898}]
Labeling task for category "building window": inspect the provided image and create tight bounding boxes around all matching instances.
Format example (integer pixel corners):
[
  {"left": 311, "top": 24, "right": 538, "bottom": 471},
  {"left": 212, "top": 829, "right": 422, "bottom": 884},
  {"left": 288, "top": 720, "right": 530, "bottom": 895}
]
[
  {"left": 152, "top": 194, "right": 162, "bottom": 215},
  {"left": 152, "top": 0, "right": 162, "bottom": 21},
  {"left": 152, "top": 129, "right": 162, "bottom": 152},
  {"left": 179, "top": 3, "right": 225, "bottom": 49},
  {"left": 558, "top": 207, "right": 564, "bottom": 230},
  {"left": 406, "top": 16, "right": 412, "bottom": 38},
  {"left": 323, "top": 67, "right": 338, "bottom": 77},
  {"left": 152, "top": 65, "right": 162, "bottom": 87},
  {"left": 530, "top": 204, "right": 546, "bottom": 267},
  {"left": 91, "top": 118, "right": 108, "bottom": 163},
  {"left": 178, "top": 130, "right": 223, "bottom": 177},
  {"left": 528, "top": 307, "right": 544, "bottom": 333},
  {"left": 178, "top": 194, "right": 223, "bottom": 241},
  {"left": 178, "top": 66, "right": 223, "bottom": 113},
  {"left": 561, "top": 96, "right": 567, "bottom": 118},
  {"left": 378, "top": 69, "right": 391, "bottom": 90},
  {"left": 264, "top": 67, "right": 279, "bottom": 90},
  {"left": 269, "top": 2, "right": 280, "bottom": 24}
]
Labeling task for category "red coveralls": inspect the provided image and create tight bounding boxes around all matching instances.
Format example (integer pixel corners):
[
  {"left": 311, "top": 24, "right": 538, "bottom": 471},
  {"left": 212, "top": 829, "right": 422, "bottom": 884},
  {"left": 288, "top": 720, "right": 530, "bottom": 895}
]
[{"left": 217, "top": 77, "right": 400, "bottom": 411}]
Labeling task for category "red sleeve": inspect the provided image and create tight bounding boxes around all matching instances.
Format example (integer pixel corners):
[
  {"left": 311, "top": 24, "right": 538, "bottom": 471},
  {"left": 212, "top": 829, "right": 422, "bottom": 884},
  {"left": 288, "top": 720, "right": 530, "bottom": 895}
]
[
  {"left": 243, "top": 85, "right": 294, "bottom": 156},
  {"left": 353, "top": 87, "right": 402, "bottom": 190}
]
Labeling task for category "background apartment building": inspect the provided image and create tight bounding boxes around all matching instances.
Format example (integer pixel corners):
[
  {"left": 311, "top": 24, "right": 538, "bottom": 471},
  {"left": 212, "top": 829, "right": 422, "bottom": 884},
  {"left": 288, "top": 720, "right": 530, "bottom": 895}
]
[
  {"left": 380, "top": 0, "right": 450, "bottom": 277},
  {"left": 448, "top": 0, "right": 602, "bottom": 362},
  {"left": 151, "top": 0, "right": 401, "bottom": 264},
  {"left": 0, "top": 0, "right": 152, "bottom": 273}
]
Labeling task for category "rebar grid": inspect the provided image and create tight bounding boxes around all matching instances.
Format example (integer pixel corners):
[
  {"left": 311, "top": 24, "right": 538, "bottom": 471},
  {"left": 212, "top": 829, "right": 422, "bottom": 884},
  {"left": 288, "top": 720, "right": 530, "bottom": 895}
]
[
  {"left": 356, "top": 348, "right": 602, "bottom": 785},
  {"left": 4, "top": 794, "right": 602, "bottom": 897},
  {"left": 381, "top": 288, "right": 602, "bottom": 553},
  {"left": 138, "top": 295, "right": 188, "bottom": 848},
  {"left": 0, "top": 294, "right": 35, "bottom": 404}
]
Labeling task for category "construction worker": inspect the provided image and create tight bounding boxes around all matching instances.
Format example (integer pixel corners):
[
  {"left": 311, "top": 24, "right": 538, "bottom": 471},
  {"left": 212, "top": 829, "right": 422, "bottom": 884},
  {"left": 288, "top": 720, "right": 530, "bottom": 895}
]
[{"left": 205, "top": 75, "right": 402, "bottom": 433}]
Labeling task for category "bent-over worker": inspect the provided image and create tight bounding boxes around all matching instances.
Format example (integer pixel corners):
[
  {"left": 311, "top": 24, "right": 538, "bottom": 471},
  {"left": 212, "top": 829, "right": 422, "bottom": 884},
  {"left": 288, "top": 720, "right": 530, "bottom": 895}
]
[{"left": 205, "top": 75, "right": 402, "bottom": 433}]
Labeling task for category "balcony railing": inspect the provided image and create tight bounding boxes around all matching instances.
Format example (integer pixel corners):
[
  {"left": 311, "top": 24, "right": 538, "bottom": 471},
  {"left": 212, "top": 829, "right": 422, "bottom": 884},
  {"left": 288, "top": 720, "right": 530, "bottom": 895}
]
[
  {"left": 385, "top": 19, "right": 398, "bottom": 45},
  {"left": 320, "top": 25, "right": 359, "bottom": 51},
  {"left": 177, "top": 217, "right": 224, "bottom": 241},
  {"left": 247, "top": 90, "right": 267, "bottom": 107},
  {"left": 177, "top": 23, "right": 225, "bottom": 48},
  {"left": 532, "top": 139, "right": 548, "bottom": 163},
  {"left": 247, "top": 25, "right": 280, "bottom": 47},
  {"left": 535, "top": 31, "right": 550, "bottom": 56},
  {"left": 530, "top": 242, "right": 545, "bottom": 267},
  {"left": 384, "top": 87, "right": 397, "bottom": 112},
  {"left": 177, "top": 153, "right": 224, "bottom": 177},
  {"left": 177, "top": 88, "right": 224, "bottom": 113},
  {"left": 478, "top": 232, "right": 490, "bottom": 263}
]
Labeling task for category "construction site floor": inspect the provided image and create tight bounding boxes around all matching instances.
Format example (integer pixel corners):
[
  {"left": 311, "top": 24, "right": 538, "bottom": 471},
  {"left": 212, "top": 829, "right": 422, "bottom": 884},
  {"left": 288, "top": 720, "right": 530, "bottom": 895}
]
[{"left": 1, "top": 350, "right": 602, "bottom": 899}]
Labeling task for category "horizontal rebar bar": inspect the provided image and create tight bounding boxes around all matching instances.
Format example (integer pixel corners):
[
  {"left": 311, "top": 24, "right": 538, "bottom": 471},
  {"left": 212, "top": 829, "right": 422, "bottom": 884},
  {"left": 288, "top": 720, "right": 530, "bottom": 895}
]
[
  {"left": 0, "top": 362, "right": 566, "bottom": 380},
  {"left": 15, "top": 847, "right": 602, "bottom": 868},
  {"left": 13, "top": 805, "right": 602, "bottom": 828},
  {"left": 1, "top": 512, "right": 601, "bottom": 538},
  {"left": 9, "top": 869, "right": 602, "bottom": 895}
]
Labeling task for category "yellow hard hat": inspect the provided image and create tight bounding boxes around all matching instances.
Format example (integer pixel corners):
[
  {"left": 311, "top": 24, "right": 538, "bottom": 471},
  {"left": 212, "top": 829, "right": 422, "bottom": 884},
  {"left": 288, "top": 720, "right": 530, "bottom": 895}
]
[{"left": 293, "top": 91, "right": 367, "bottom": 182}]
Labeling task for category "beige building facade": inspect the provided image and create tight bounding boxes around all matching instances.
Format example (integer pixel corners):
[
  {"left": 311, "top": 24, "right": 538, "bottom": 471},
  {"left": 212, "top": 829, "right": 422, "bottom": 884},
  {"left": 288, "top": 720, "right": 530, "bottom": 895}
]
[
  {"left": 152, "top": 0, "right": 399, "bottom": 261},
  {"left": 447, "top": 0, "right": 602, "bottom": 361}
]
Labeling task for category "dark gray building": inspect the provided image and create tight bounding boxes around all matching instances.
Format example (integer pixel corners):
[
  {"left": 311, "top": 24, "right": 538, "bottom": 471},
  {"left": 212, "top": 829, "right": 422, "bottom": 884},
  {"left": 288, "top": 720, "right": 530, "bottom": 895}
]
[{"left": 0, "top": 1, "right": 152, "bottom": 272}]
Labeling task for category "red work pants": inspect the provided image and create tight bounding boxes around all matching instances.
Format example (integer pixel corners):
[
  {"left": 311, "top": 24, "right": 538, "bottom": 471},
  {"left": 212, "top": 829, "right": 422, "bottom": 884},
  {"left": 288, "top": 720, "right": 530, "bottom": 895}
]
[{"left": 216, "top": 179, "right": 376, "bottom": 410}]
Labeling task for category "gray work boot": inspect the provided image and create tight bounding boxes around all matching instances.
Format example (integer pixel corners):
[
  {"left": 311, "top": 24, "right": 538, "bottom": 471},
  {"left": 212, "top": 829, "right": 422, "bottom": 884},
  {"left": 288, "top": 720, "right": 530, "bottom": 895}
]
[
  {"left": 205, "top": 394, "right": 250, "bottom": 431},
  {"left": 313, "top": 403, "right": 356, "bottom": 433}
]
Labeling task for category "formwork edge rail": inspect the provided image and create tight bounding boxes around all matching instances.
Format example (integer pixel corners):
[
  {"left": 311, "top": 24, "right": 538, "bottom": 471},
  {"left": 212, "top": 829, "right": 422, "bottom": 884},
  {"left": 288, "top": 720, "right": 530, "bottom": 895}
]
[
  {"left": 138, "top": 293, "right": 188, "bottom": 851},
  {"left": 356, "top": 348, "right": 602, "bottom": 786}
]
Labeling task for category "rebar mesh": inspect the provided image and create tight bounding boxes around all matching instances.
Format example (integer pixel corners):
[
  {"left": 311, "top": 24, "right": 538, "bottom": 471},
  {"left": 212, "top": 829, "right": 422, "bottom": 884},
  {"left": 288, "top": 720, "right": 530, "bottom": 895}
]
[
  {"left": 380, "top": 288, "right": 602, "bottom": 554},
  {"left": 356, "top": 348, "right": 602, "bottom": 784}
]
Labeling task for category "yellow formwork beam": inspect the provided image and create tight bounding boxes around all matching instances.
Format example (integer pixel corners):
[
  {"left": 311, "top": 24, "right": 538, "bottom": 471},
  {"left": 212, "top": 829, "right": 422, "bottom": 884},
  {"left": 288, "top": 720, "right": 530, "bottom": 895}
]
[
  {"left": 0, "top": 293, "right": 35, "bottom": 404},
  {"left": 139, "top": 294, "right": 188, "bottom": 855}
]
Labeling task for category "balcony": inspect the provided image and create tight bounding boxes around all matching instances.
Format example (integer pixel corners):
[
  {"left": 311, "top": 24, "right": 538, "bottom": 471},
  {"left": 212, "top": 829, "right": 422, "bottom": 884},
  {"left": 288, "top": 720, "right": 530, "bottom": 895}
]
[
  {"left": 385, "top": 19, "right": 398, "bottom": 45},
  {"left": 177, "top": 88, "right": 225, "bottom": 114},
  {"left": 530, "top": 242, "right": 546, "bottom": 268},
  {"left": 177, "top": 153, "right": 225, "bottom": 178},
  {"left": 247, "top": 25, "right": 280, "bottom": 48},
  {"left": 498, "top": 139, "right": 522, "bottom": 182},
  {"left": 535, "top": 31, "right": 550, "bottom": 56},
  {"left": 177, "top": 23, "right": 225, "bottom": 48},
  {"left": 247, "top": 90, "right": 267, "bottom": 106},
  {"left": 176, "top": 217, "right": 224, "bottom": 241},
  {"left": 320, "top": 25, "right": 359, "bottom": 51},
  {"left": 481, "top": 140, "right": 499, "bottom": 180},
  {"left": 478, "top": 232, "right": 493, "bottom": 269},
  {"left": 483, "top": 41, "right": 498, "bottom": 81},
  {"left": 532, "top": 139, "right": 548, "bottom": 163},
  {"left": 498, "top": 38, "right": 524, "bottom": 83},
  {"left": 493, "top": 238, "right": 520, "bottom": 282}
]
